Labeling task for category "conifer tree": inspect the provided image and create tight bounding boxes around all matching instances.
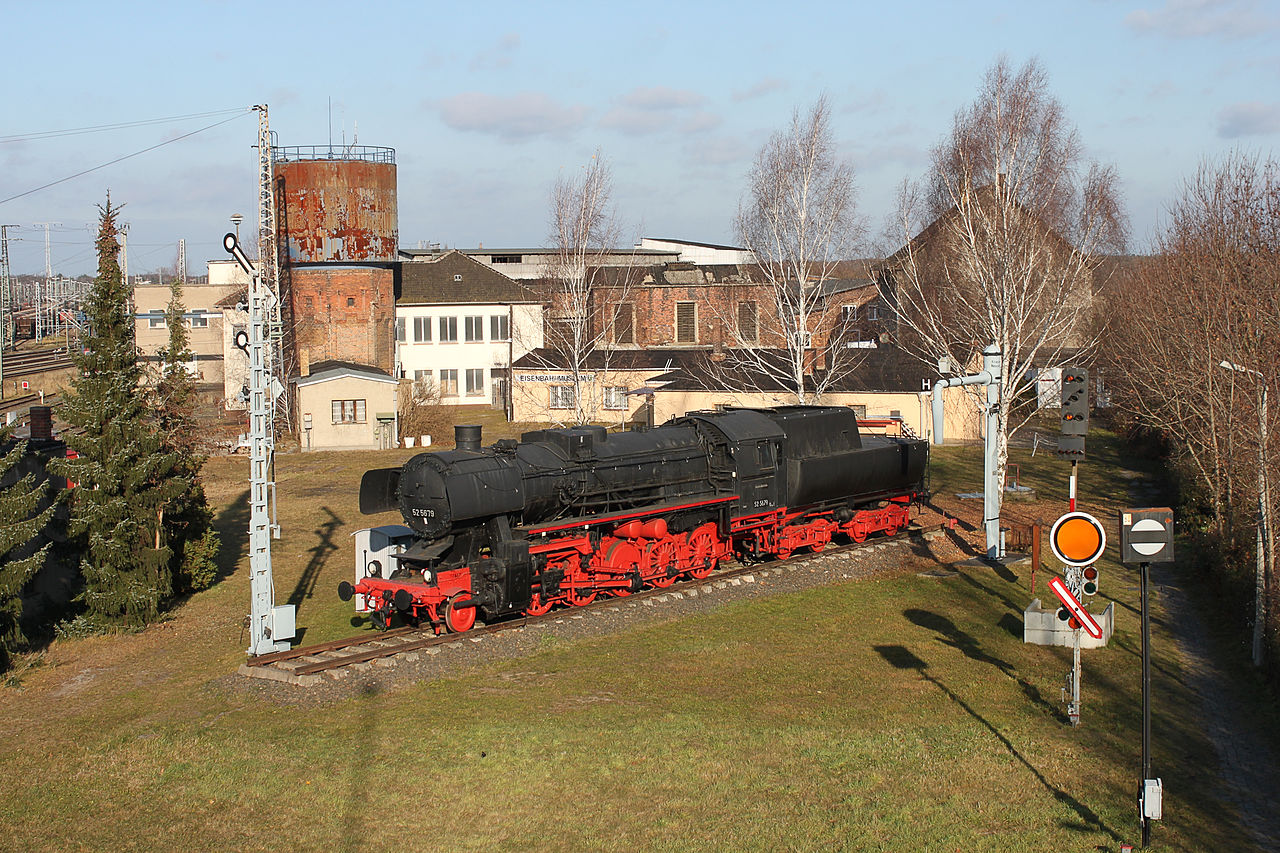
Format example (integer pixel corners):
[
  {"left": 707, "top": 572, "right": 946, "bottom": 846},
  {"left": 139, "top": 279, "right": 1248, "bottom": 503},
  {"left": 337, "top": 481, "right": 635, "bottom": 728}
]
[
  {"left": 154, "top": 279, "right": 219, "bottom": 592},
  {"left": 51, "top": 197, "right": 176, "bottom": 627},
  {"left": 0, "top": 427, "right": 54, "bottom": 670}
]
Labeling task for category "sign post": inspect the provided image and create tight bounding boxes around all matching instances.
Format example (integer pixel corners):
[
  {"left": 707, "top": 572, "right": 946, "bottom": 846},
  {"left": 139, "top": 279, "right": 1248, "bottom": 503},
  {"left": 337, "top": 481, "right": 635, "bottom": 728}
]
[
  {"left": 1121, "top": 508, "right": 1174, "bottom": 848},
  {"left": 1048, "top": 510, "right": 1107, "bottom": 726}
]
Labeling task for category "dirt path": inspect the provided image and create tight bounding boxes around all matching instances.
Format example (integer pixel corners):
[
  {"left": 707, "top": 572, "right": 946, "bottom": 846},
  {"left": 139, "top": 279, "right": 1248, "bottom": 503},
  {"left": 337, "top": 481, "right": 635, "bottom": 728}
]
[{"left": 1157, "top": 562, "right": 1280, "bottom": 850}]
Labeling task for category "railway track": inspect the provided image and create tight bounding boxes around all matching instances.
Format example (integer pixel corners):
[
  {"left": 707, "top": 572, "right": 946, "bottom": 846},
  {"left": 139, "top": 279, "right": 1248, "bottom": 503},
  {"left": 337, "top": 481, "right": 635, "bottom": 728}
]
[
  {"left": 240, "top": 522, "right": 945, "bottom": 687},
  {"left": 2, "top": 348, "right": 75, "bottom": 378}
]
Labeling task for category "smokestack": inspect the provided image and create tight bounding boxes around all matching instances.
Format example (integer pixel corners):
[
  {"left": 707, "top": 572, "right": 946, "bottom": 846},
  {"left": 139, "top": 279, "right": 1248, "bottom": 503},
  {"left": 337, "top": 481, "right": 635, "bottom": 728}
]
[
  {"left": 29, "top": 406, "right": 52, "bottom": 441},
  {"left": 455, "top": 424, "right": 482, "bottom": 451}
]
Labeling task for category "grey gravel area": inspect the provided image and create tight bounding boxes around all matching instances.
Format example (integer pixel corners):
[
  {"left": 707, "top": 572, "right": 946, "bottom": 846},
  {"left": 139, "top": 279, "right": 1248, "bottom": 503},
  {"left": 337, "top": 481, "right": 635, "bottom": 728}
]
[{"left": 222, "top": 535, "right": 943, "bottom": 707}]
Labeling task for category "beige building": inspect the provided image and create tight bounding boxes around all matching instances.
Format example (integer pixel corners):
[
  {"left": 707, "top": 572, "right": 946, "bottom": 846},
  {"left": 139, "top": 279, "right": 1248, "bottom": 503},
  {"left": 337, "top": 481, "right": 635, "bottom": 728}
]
[
  {"left": 511, "top": 345, "right": 985, "bottom": 442},
  {"left": 292, "top": 362, "right": 399, "bottom": 452},
  {"left": 132, "top": 260, "right": 249, "bottom": 387}
]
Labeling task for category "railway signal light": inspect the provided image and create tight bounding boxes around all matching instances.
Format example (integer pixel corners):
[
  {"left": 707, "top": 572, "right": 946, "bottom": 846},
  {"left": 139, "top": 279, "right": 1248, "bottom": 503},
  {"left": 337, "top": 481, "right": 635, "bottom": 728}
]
[
  {"left": 1061, "top": 368, "right": 1089, "bottom": 435},
  {"left": 1082, "top": 566, "right": 1098, "bottom": 596}
]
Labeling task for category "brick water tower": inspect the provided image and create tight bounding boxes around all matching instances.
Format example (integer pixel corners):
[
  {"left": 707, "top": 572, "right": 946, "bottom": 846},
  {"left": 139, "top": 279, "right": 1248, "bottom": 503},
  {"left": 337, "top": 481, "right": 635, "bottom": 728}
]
[{"left": 274, "top": 145, "right": 398, "bottom": 374}]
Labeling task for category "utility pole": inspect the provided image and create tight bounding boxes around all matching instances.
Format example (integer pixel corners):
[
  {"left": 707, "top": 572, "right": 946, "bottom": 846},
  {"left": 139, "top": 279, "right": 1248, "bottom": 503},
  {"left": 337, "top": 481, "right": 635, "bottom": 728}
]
[
  {"left": 0, "top": 225, "right": 16, "bottom": 397},
  {"left": 178, "top": 238, "right": 187, "bottom": 284}
]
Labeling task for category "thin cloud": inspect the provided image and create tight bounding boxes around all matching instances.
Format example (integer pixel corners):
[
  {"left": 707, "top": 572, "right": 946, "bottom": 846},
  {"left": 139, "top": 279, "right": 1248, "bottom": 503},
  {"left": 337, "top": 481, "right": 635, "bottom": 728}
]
[
  {"left": 599, "top": 87, "right": 717, "bottom": 136},
  {"left": 732, "top": 78, "right": 787, "bottom": 102},
  {"left": 1126, "top": 0, "right": 1277, "bottom": 39},
  {"left": 469, "top": 33, "right": 521, "bottom": 71},
  {"left": 433, "top": 92, "right": 589, "bottom": 142},
  {"left": 618, "top": 86, "right": 706, "bottom": 110},
  {"left": 1217, "top": 101, "right": 1280, "bottom": 138}
]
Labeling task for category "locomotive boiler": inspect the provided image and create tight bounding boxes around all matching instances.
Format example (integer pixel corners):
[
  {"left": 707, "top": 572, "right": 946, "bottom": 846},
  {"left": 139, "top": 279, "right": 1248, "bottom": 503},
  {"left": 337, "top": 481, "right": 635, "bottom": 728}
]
[{"left": 340, "top": 406, "right": 928, "bottom": 633}]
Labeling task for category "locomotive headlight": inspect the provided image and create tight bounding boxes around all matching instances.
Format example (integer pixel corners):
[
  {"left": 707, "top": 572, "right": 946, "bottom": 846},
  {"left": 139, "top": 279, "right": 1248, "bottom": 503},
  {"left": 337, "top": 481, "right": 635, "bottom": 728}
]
[
  {"left": 421, "top": 569, "right": 433, "bottom": 583},
  {"left": 366, "top": 560, "right": 382, "bottom": 579}
]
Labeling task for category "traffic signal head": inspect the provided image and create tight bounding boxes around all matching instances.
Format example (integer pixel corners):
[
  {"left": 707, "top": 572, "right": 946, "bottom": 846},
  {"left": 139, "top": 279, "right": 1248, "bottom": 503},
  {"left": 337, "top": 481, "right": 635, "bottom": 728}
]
[
  {"left": 1061, "top": 368, "right": 1089, "bottom": 436},
  {"left": 1082, "top": 566, "right": 1098, "bottom": 596}
]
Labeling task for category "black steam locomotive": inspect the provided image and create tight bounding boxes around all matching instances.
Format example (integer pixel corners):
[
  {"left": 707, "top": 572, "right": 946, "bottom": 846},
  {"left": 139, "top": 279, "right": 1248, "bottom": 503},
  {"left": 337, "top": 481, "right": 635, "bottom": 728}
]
[{"left": 341, "top": 406, "right": 928, "bottom": 633}]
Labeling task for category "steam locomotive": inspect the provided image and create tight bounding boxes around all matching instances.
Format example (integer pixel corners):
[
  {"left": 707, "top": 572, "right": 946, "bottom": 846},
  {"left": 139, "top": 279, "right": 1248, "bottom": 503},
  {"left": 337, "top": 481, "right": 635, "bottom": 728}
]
[{"left": 340, "top": 406, "right": 929, "bottom": 633}]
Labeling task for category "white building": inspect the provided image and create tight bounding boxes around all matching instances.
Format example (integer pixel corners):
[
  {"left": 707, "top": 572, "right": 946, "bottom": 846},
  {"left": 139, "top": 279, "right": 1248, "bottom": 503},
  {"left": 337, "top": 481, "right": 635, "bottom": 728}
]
[{"left": 395, "top": 250, "right": 543, "bottom": 408}]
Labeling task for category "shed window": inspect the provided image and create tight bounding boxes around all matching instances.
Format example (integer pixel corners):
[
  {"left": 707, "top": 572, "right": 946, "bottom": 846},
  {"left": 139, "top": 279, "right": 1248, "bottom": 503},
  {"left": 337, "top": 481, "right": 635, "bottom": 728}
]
[
  {"left": 675, "top": 302, "right": 696, "bottom": 344},
  {"left": 737, "top": 301, "right": 758, "bottom": 342},
  {"left": 614, "top": 303, "right": 634, "bottom": 344},
  {"left": 603, "top": 386, "right": 628, "bottom": 410},
  {"left": 331, "top": 399, "right": 366, "bottom": 424},
  {"left": 550, "top": 385, "right": 576, "bottom": 409}
]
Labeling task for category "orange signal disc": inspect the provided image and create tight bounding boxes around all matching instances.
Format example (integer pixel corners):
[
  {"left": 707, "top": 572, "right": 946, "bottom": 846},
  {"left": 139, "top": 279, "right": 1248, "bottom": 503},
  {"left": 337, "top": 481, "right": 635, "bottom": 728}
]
[{"left": 1049, "top": 512, "right": 1106, "bottom": 565}]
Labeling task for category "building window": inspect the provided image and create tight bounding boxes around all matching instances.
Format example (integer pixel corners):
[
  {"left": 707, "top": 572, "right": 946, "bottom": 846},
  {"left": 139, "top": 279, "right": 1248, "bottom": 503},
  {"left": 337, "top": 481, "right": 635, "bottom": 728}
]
[
  {"left": 413, "top": 369, "right": 430, "bottom": 382},
  {"left": 849, "top": 404, "right": 867, "bottom": 418},
  {"left": 737, "top": 301, "right": 758, "bottom": 342},
  {"left": 439, "top": 316, "right": 458, "bottom": 343},
  {"left": 453, "top": 274, "right": 463, "bottom": 282},
  {"left": 842, "top": 304, "right": 858, "bottom": 322},
  {"left": 305, "top": 295, "right": 314, "bottom": 311},
  {"left": 346, "top": 297, "right": 356, "bottom": 307},
  {"left": 439, "top": 369, "right": 459, "bottom": 396},
  {"left": 550, "top": 385, "right": 576, "bottom": 410},
  {"left": 413, "top": 316, "right": 431, "bottom": 343},
  {"left": 614, "top": 303, "right": 634, "bottom": 344},
  {"left": 603, "top": 386, "right": 628, "bottom": 410},
  {"left": 464, "top": 315, "right": 484, "bottom": 342},
  {"left": 490, "top": 314, "right": 510, "bottom": 341},
  {"left": 331, "top": 399, "right": 366, "bottom": 424},
  {"left": 492, "top": 255, "right": 522, "bottom": 264},
  {"left": 395, "top": 318, "right": 406, "bottom": 343},
  {"left": 675, "top": 302, "right": 696, "bottom": 344},
  {"left": 465, "top": 368, "right": 484, "bottom": 396},
  {"left": 147, "top": 312, "right": 166, "bottom": 329},
  {"left": 866, "top": 305, "right": 880, "bottom": 321}
]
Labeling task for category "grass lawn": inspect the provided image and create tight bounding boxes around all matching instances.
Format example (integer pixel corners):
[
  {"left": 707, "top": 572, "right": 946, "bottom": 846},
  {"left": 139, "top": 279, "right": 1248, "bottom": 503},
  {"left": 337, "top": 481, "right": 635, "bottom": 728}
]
[{"left": 0, "top": 426, "right": 1272, "bottom": 851}]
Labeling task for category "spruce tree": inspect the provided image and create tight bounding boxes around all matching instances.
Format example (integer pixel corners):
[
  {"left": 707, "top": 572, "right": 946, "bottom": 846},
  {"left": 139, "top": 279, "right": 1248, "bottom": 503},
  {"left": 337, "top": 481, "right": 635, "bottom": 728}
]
[
  {"left": 51, "top": 197, "right": 175, "bottom": 627},
  {"left": 0, "top": 427, "right": 54, "bottom": 670},
  {"left": 154, "top": 279, "right": 219, "bottom": 592}
]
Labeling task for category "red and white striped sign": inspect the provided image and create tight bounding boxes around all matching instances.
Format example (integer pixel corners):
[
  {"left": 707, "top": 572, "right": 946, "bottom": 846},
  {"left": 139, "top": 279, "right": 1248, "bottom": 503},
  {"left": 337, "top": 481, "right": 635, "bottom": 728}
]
[{"left": 1049, "top": 575, "right": 1103, "bottom": 639}]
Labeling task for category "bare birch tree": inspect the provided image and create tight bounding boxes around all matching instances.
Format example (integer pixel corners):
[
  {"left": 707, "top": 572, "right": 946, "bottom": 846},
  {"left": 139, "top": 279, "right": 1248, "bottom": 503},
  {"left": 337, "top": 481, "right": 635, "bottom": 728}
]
[
  {"left": 732, "top": 97, "right": 865, "bottom": 403},
  {"left": 537, "top": 151, "right": 633, "bottom": 425},
  {"left": 889, "top": 57, "right": 1126, "bottom": 488}
]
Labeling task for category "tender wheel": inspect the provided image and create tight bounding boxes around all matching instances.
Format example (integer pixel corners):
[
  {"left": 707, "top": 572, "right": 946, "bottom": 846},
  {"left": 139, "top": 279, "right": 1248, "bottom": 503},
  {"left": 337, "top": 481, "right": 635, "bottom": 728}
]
[{"left": 443, "top": 592, "right": 476, "bottom": 633}]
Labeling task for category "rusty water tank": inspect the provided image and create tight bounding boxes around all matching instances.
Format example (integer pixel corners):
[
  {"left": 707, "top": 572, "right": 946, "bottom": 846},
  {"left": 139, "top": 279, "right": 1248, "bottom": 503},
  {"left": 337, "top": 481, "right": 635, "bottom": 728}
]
[{"left": 273, "top": 146, "right": 398, "bottom": 263}]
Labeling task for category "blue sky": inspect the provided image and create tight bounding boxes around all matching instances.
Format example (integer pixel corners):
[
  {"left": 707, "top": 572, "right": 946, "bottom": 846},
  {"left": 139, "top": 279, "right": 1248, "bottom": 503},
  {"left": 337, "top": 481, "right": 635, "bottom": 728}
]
[{"left": 2, "top": 0, "right": 1277, "bottom": 277}]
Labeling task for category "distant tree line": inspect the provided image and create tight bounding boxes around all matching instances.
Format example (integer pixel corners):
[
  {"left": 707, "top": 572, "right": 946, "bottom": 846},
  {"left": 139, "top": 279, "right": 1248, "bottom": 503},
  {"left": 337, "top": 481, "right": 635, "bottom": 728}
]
[{"left": 1101, "top": 153, "right": 1279, "bottom": 678}]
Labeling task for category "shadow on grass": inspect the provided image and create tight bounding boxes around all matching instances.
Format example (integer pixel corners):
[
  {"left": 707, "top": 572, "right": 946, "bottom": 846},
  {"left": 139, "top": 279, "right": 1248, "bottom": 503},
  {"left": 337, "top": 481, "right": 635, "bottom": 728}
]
[
  {"left": 287, "top": 506, "right": 343, "bottom": 615},
  {"left": 874, "top": 643, "right": 1122, "bottom": 843},
  {"left": 904, "top": 607, "right": 1057, "bottom": 718},
  {"left": 211, "top": 488, "right": 250, "bottom": 581}
]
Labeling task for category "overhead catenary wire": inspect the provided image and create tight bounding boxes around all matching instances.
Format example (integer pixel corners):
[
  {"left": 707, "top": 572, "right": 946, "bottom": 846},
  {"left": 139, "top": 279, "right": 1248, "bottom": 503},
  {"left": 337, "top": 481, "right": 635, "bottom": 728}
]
[
  {"left": 0, "top": 109, "right": 254, "bottom": 207},
  {"left": 0, "top": 107, "right": 251, "bottom": 144}
]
